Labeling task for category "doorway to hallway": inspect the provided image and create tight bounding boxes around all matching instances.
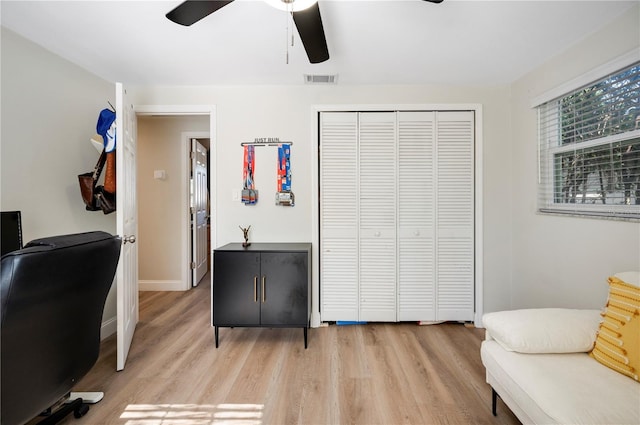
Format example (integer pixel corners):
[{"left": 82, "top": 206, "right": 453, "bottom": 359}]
[{"left": 136, "top": 115, "right": 213, "bottom": 291}]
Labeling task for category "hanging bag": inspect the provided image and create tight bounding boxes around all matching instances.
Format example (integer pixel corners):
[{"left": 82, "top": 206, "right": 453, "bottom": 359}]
[
  {"left": 96, "top": 186, "right": 116, "bottom": 214},
  {"left": 77, "top": 150, "right": 116, "bottom": 214},
  {"left": 78, "top": 150, "right": 107, "bottom": 211},
  {"left": 104, "top": 151, "right": 116, "bottom": 194},
  {"left": 77, "top": 107, "right": 117, "bottom": 214}
]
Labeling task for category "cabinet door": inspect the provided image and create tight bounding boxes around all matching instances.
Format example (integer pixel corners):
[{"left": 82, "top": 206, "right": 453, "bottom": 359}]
[
  {"left": 213, "top": 251, "right": 260, "bottom": 326},
  {"left": 260, "top": 252, "right": 308, "bottom": 326}
]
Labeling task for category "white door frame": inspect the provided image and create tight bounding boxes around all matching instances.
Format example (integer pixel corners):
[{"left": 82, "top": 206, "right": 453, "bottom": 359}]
[
  {"left": 310, "top": 103, "right": 484, "bottom": 328},
  {"left": 135, "top": 105, "right": 217, "bottom": 298}
]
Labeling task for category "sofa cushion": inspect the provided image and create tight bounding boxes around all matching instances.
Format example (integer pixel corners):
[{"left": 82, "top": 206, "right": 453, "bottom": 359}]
[
  {"left": 482, "top": 308, "right": 602, "bottom": 353},
  {"left": 590, "top": 275, "right": 640, "bottom": 381}
]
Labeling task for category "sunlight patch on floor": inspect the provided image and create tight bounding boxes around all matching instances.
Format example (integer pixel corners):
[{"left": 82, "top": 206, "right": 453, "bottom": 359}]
[{"left": 121, "top": 403, "right": 264, "bottom": 425}]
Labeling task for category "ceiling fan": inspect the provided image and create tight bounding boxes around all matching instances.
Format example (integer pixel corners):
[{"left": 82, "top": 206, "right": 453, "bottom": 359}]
[{"left": 166, "top": 0, "right": 444, "bottom": 64}]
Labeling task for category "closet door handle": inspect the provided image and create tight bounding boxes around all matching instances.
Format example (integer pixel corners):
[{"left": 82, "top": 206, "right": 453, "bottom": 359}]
[
  {"left": 254, "top": 276, "right": 258, "bottom": 303},
  {"left": 262, "top": 276, "right": 266, "bottom": 303}
]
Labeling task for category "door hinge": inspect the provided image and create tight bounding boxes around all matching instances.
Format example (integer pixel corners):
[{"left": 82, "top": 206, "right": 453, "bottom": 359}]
[{"left": 190, "top": 262, "right": 196, "bottom": 269}]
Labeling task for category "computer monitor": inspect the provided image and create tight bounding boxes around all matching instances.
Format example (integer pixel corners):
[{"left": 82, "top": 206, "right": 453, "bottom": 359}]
[{"left": 1, "top": 211, "right": 23, "bottom": 256}]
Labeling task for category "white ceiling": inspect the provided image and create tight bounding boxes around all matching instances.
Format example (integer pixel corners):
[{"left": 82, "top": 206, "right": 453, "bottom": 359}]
[{"left": 1, "top": 0, "right": 636, "bottom": 86}]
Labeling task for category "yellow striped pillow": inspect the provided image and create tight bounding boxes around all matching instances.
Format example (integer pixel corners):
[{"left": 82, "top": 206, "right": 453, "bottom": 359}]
[{"left": 590, "top": 276, "right": 640, "bottom": 381}]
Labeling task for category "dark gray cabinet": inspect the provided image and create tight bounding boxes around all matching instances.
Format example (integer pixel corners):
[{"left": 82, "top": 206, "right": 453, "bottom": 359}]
[{"left": 213, "top": 243, "right": 311, "bottom": 348}]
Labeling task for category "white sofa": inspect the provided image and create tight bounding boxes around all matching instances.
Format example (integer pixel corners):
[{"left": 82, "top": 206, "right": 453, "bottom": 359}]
[{"left": 481, "top": 290, "right": 640, "bottom": 424}]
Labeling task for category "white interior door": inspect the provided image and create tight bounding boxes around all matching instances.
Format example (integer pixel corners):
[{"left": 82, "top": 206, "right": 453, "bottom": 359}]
[
  {"left": 116, "top": 82, "right": 138, "bottom": 371},
  {"left": 191, "top": 139, "right": 208, "bottom": 286}
]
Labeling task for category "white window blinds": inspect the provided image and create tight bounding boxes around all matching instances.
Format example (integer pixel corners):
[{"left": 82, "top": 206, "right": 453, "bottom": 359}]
[{"left": 537, "top": 62, "right": 640, "bottom": 220}]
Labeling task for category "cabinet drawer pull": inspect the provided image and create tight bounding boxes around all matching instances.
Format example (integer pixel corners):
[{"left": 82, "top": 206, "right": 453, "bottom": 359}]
[
  {"left": 262, "top": 276, "right": 266, "bottom": 303},
  {"left": 254, "top": 276, "right": 258, "bottom": 303}
]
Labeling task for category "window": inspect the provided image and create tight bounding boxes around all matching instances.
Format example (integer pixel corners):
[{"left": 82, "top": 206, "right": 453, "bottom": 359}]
[{"left": 537, "top": 62, "right": 640, "bottom": 220}]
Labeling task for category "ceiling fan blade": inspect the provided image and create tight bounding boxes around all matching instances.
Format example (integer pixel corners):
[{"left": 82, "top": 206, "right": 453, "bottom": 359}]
[
  {"left": 166, "top": 0, "right": 234, "bottom": 26},
  {"left": 423, "top": 0, "right": 444, "bottom": 3},
  {"left": 292, "top": 3, "right": 329, "bottom": 64}
]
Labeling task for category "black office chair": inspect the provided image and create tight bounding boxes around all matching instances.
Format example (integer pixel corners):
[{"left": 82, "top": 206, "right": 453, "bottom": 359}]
[{"left": 1, "top": 231, "right": 121, "bottom": 425}]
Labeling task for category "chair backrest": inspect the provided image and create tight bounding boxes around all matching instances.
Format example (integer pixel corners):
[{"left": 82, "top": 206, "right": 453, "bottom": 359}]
[
  {"left": 1, "top": 231, "right": 121, "bottom": 425},
  {"left": 1, "top": 211, "right": 23, "bottom": 256}
]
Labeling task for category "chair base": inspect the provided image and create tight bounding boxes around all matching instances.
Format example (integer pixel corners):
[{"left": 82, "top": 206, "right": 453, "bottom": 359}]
[
  {"left": 38, "top": 398, "right": 88, "bottom": 424},
  {"left": 37, "top": 392, "right": 103, "bottom": 424}
]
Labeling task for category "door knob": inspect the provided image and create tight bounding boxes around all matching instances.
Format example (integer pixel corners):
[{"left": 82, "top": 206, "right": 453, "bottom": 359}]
[{"left": 123, "top": 235, "right": 137, "bottom": 244}]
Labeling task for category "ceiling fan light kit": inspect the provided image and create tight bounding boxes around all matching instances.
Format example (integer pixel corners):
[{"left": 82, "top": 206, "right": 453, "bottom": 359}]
[
  {"left": 166, "top": 0, "right": 443, "bottom": 65},
  {"left": 264, "top": 0, "right": 319, "bottom": 12}
]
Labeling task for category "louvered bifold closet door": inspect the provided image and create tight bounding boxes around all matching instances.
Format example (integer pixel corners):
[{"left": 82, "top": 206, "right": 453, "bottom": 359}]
[
  {"left": 320, "top": 112, "right": 359, "bottom": 321},
  {"left": 359, "top": 112, "right": 397, "bottom": 322},
  {"left": 397, "top": 112, "right": 436, "bottom": 321},
  {"left": 436, "top": 111, "right": 475, "bottom": 321}
]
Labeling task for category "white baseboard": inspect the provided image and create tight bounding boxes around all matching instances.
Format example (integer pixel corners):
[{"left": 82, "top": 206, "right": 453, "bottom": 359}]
[
  {"left": 139, "top": 279, "right": 187, "bottom": 291},
  {"left": 100, "top": 316, "right": 117, "bottom": 340}
]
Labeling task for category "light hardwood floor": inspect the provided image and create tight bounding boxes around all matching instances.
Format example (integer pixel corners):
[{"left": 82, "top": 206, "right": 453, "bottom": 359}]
[{"left": 60, "top": 275, "right": 520, "bottom": 425}]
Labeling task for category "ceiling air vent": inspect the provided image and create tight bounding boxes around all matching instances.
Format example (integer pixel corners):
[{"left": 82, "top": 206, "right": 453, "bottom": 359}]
[{"left": 304, "top": 74, "right": 338, "bottom": 84}]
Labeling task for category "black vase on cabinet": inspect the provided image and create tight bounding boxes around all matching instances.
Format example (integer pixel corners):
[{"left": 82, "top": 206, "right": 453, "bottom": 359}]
[{"left": 213, "top": 243, "right": 311, "bottom": 348}]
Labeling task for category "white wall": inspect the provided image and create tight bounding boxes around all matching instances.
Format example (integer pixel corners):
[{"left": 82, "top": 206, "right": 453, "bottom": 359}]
[
  {"left": 137, "top": 115, "right": 209, "bottom": 287},
  {"left": 1, "top": 29, "right": 118, "bottom": 335},
  {"left": 509, "top": 5, "right": 640, "bottom": 309},
  {"left": 132, "top": 83, "right": 514, "bottom": 315}
]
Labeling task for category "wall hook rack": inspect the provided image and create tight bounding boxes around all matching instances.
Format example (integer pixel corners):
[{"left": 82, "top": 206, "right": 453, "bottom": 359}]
[{"left": 240, "top": 141, "right": 293, "bottom": 147}]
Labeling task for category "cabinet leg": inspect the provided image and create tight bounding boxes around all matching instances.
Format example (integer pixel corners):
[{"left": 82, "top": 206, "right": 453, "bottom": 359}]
[
  {"left": 215, "top": 326, "right": 219, "bottom": 348},
  {"left": 304, "top": 327, "right": 308, "bottom": 349}
]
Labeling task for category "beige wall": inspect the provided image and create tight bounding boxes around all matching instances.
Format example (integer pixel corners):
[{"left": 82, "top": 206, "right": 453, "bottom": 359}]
[
  {"left": 137, "top": 115, "right": 209, "bottom": 286},
  {"left": 1, "top": 28, "right": 117, "bottom": 334},
  {"left": 508, "top": 5, "right": 640, "bottom": 309}
]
